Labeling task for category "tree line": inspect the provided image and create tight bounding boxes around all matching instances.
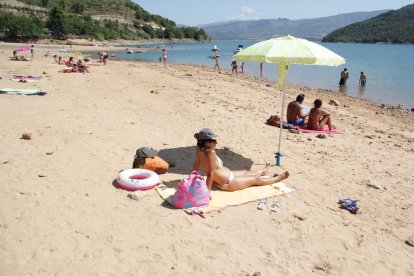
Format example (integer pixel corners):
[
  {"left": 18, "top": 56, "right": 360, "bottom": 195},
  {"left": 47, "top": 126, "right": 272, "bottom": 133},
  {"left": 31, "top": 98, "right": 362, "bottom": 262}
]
[{"left": 0, "top": 1, "right": 209, "bottom": 41}]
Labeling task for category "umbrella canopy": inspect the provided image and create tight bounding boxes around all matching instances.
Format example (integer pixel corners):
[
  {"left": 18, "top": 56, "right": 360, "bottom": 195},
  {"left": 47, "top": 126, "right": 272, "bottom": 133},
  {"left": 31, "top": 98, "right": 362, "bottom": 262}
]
[
  {"left": 233, "top": 35, "right": 346, "bottom": 166},
  {"left": 16, "top": 45, "right": 32, "bottom": 52}
]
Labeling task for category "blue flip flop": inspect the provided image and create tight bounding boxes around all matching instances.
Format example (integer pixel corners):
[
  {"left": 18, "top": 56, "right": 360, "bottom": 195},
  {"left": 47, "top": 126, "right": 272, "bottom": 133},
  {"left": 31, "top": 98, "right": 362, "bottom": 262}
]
[{"left": 338, "top": 198, "right": 359, "bottom": 214}]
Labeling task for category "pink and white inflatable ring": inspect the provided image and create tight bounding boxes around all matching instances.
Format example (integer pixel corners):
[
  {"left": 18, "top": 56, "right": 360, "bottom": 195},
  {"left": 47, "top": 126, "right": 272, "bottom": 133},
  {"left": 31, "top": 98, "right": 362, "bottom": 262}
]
[{"left": 117, "top": 169, "right": 160, "bottom": 191}]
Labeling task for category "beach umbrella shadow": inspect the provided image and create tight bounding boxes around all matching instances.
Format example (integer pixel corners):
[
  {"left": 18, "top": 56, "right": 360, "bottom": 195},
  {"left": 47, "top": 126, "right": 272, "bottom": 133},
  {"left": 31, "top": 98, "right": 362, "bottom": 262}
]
[{"left": 158, "top": 146, "right": 254, "bottom": 175}]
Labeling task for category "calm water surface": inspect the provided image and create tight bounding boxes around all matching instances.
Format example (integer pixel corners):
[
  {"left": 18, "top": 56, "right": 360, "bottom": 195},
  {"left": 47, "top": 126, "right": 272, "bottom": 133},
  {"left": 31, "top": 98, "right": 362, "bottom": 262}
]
[{"left": 93, "top": 40, "right": 414, "bottom": 108}]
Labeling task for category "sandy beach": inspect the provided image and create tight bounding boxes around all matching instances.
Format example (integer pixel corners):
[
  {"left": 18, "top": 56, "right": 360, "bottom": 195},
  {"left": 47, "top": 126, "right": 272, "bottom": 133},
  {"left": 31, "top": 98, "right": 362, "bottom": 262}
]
[{"left": 0, "top": 42, "right": 413, "bottom": 275}]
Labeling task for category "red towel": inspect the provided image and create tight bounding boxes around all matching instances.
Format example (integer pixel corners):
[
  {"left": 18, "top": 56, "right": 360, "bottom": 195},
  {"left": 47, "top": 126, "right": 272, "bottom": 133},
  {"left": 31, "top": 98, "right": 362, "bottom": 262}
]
[{"left": 294, "top": 125, "right": 341, "bottom": 134}]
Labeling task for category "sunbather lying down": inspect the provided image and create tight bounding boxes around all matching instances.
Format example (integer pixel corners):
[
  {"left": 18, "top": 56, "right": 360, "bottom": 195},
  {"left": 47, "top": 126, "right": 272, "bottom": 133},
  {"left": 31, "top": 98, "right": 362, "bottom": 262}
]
[
  {"left": 10, "top": 56, "right": 29, "bottom": 61},
  {"left": 192, "top": 128, "right": 289, "bottom": 195}
]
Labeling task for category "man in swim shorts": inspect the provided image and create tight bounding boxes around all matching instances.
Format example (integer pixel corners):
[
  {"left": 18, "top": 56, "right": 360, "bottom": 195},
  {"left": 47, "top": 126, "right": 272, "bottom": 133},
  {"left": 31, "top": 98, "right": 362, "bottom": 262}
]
[
  {"left": 339, "top": 68, "right": 349, "bottom": 86},
  {"left": 286, "top": 94, "right": 308, "bottom": 126}
]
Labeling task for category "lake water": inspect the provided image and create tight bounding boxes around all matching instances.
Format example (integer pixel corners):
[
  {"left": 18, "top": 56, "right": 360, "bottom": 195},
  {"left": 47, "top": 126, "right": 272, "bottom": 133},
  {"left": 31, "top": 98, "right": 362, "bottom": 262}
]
[{"left": 95, "top": 40, "right": 414, "bottom": 108}]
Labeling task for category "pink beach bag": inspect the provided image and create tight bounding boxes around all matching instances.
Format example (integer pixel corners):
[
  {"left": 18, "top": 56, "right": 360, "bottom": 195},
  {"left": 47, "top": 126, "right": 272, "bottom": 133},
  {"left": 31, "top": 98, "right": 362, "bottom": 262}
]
[{"left": 171, "top": 171, "right": 209, "bottom": 209}]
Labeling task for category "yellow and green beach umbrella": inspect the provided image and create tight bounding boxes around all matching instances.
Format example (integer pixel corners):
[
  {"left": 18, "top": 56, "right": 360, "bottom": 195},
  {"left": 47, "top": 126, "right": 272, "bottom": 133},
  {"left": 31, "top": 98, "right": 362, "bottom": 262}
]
[{"left": 233, "top": 35, "right": 346, "bottom": 166}]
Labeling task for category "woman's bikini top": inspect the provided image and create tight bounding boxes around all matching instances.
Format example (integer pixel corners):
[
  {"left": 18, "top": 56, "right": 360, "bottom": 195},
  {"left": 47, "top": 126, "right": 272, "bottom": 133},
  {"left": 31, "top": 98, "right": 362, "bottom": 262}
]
[{"left": 215, "top": 156, "right": 224, "bottom": 170}]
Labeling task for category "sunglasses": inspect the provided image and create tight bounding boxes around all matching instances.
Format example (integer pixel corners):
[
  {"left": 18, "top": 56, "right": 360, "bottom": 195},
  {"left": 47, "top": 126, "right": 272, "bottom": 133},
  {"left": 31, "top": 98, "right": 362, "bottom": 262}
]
[{"left": 207, "top": 139, "right": 217, "bottom": 144}]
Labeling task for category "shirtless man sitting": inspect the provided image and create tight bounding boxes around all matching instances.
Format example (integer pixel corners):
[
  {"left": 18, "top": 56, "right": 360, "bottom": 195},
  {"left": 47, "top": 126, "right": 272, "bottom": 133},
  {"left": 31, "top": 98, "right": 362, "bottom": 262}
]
[
  {"left": 307, "top": 99, "right": 333, "bottom": 131},
  {"left": 286, "top": 94, "right": 308, "bottom": 126}
]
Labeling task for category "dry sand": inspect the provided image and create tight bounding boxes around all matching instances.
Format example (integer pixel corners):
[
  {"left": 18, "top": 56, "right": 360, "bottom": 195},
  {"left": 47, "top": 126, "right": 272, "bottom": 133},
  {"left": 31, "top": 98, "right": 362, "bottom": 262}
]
[{"left": 0, "top": 42, "right": 413, "bottom": 275}]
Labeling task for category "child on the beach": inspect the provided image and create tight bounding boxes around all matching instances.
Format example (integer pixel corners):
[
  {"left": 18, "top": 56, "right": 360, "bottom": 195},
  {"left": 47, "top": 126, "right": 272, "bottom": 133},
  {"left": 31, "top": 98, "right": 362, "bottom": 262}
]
[
  {"left": 359, "top": 72, "right": 367, "bottom": 86},
  {"left": 231, "top": 60, "right": 238, "bottom": 74}
]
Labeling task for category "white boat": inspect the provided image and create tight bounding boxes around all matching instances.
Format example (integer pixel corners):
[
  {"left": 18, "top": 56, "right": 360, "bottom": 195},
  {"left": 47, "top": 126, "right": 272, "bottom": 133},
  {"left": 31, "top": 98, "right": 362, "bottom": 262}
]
[
  {"left": 127, "top": 50, "right": 134, "bottom": 54},
  {"left": 233, "top": 47, "right": 243, "bottom": 55}
]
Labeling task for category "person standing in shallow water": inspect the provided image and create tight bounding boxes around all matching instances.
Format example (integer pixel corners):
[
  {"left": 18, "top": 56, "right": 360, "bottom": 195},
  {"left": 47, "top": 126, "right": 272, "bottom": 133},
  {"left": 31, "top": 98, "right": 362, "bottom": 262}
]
[
  {"left": 339, "top": 68, "right": 349, "bottom": 86},
  {"left": 359, "top": 72, "right": 367, "bottom": 86},
  {"left": 231, "top": 60, "right": 238, "bottom": 74},
  {"left": 161, "top": 49, "right": 167, "bottom": 67},
  {"left": 214, "top": 52, "right": 220, "bottom": 71}
]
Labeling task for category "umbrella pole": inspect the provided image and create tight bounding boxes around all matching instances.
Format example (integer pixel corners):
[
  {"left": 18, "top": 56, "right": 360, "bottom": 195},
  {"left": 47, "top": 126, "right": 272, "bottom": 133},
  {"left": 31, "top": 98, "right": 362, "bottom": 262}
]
[{"left": 276, "top": 63, "right": 288, "bottom": 166}]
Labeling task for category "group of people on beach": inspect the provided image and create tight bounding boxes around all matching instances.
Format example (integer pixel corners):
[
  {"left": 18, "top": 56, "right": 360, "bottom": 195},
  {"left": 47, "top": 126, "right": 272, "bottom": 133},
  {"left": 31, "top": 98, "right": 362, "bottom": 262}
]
[
  {"left": 287, "top": 93, "right": 334, "bottom": 131},
  {"left": 53, "top": 55, "right": 90, "bottom": 73},
  {"left": 339, "top": 68, "right": 367, "bottom": 87},
  {"left": 191, "top": 93, "right": 338, "bottom": 197},
  {"left": 230, "top": 61, "right": 244, "bottom": 74}
]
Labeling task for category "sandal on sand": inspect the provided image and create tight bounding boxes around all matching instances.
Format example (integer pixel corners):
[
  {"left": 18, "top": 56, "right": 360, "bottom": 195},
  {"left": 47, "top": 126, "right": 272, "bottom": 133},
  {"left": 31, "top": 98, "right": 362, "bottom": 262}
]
[
  {"left": 338, "top": 198, "right": 359, "bottom": 214},
  {"left": 192, "top": 207, "right": 205, "bottom": 218},
  {"left": 185, "top": 207, "right": 205, "bottom": 218},
  {"left": 270, "top": 200, "right": 281, "bottom": 212},
  {"left": 257, "top": 199, "right": 268, "bottom": 210}
]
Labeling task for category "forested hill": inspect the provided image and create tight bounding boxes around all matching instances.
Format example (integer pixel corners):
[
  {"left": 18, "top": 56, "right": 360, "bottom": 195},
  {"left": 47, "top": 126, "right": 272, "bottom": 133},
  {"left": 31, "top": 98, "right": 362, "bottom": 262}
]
[
  {"left": 0, "top": 0, "right": 209, "bottom": 41},
  {"left": 322, "top": 4, "right": 414, "bottom": 43}
]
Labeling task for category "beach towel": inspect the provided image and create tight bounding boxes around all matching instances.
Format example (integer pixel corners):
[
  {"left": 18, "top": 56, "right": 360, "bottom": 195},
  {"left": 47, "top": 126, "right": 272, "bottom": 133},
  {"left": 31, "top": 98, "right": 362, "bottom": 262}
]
[
  {"left": 294, "top": 125, "right": 341, "bottom": 134},
  {"left": 62, "top": 67, "right": 73, "bottom": 73},
  {"left": 0, "top": 88, "right": 46, "bottom": 96},
  {"left": 13, "top": 75, "right": 42, "bottom": 80},
  {"left": 9, "top": 58, "right": 32, "bottom": 61},
  {"left": 11, "top": 79, "right": 39, "bottom": 83},
  {"left": 156, "top": 181, "right": 295, "bottom": 213}
]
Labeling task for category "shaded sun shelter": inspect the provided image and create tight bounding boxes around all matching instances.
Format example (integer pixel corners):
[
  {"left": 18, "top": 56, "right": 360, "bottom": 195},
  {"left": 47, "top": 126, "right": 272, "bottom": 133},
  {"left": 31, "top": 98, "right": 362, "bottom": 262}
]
[
  {"left": 16, "top": 45, "right": 32, "bottom": 52},
  {"left": 233, "top": 35, "right": 346, "bottom": 166},
  {"left": 15, "top": 45, "right": 32, "bottom": 59}
]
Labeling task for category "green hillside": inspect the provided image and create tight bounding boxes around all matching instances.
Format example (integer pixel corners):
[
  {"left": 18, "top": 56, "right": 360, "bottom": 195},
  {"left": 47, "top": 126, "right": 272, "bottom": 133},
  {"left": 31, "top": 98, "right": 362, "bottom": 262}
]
[
  {"left": 322, "top": 4, "right": 414, "bottom": 43},
  {"left": 0, "top": 0, "right": 209, "bottom": 41}
]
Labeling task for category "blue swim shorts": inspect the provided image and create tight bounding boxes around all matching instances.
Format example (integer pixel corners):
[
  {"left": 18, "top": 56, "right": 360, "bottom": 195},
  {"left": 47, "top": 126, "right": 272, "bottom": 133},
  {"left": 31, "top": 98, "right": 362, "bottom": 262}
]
[{"left": 291, "top": 118, "right": 304, "bottom": 126}]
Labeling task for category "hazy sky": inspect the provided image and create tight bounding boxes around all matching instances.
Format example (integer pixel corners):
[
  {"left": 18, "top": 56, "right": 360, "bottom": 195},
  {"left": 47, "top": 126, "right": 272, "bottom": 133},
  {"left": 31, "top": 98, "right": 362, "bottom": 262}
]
[{"left": 134, "top": 0, "right": 413, "bottom": 26}]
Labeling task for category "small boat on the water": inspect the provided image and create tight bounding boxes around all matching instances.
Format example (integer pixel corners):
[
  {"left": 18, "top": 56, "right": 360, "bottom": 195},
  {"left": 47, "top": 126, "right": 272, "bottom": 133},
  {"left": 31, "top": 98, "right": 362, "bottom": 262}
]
[
  {"left": 211, "top": 45, "right": 219, "bottom": 52},
  {"left": 127, "top": 50, "right": 134, "bottom": 54},
  {"left": 233, "top": 46, "right": 243, "bottom": 55}
]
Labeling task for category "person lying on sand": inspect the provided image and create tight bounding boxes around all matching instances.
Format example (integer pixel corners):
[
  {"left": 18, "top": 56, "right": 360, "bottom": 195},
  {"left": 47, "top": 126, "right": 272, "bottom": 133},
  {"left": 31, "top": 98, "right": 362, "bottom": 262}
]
[
  {"left": 18, "top": 56, "right": 28, "bottom": 61},
  {"left": 307, "top": 99, "right": 333, "bottom": 131},
  {"left": 192, "top": 128, "right": 289, "bottom": 196},
  {"left": 287, "top": 93, "right": 308, "bottom": 126}
]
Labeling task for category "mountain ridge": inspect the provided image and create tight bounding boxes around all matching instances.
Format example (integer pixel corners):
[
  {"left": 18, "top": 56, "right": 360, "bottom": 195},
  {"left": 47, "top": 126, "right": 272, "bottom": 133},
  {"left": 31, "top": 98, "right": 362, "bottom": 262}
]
[{"left": 200, "top": 10, "right": 389, "bottom": 40}]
